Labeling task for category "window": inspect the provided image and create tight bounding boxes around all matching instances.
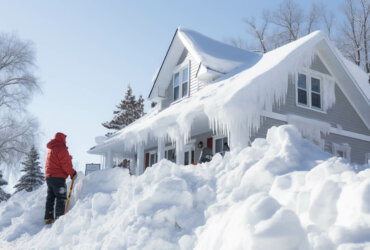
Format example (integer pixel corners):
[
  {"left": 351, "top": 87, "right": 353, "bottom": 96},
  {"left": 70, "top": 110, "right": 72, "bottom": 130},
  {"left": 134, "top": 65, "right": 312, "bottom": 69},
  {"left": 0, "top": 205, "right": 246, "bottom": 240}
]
[
  {"left": 297, "top": 74, "right": 307, "bottom": 105},
  {"left": 165, "top": 148, "right": 176, "bottom": 163},
  {"left": 184, "top": 149, "right": 195, "bottom": 165},
  {"left": 365, "top": 153, "right": 370, "bottom": 165},
  {"left": 173, "top": 64, "right": 189, "bottom": 101},
  {"left": 311, "top": 77, "right": 321, "bottom": 108},
  {"left": 214, "top": 136, "right": 229, "bottom": 155},
  {"left": 173, "top": 73, "right": 180, "bottom": 101},
  {"left": 296, "top": 72, "right": 322, "bottom": 110},
  {"left": 332, "top": 143, "right": 351, "bottom": 161},
  {"left": 182, "top": 67, "right": 188, "bottom": 97},
  {"left": 149, "top": 152, "right": 158, "bottom": 167}
]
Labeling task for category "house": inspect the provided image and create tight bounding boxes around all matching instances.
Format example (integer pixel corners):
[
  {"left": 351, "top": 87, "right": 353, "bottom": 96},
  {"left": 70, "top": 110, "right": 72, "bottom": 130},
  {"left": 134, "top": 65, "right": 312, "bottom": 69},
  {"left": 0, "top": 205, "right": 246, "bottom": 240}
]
[{"left": 88, "top": 28, "right": 370, "bottom": 175}]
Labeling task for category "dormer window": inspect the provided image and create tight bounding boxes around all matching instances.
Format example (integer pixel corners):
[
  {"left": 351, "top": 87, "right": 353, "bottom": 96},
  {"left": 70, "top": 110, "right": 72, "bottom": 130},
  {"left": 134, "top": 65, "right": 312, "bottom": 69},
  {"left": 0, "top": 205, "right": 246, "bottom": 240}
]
[{"left": 173, "top": 64, "right": 189, "bottom": 101}]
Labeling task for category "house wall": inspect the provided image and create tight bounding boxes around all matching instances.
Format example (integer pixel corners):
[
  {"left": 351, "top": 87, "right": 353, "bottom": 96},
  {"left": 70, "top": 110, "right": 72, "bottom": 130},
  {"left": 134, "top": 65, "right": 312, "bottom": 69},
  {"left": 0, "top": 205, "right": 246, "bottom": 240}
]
[
  {"left": 274, "top": 55, "right": 369, "bottom": 136},
  {"left": 250, "top": 117, "right": 287, "bottom": 142},
  {"left": 159, "top": 49, "right": 208, "bottom": 111},
  {"left": 323, "top": 133, "right": 370, "bottom": 164},
  {"left": 269, "top": 56, "right": 370, "bottom": 164}
]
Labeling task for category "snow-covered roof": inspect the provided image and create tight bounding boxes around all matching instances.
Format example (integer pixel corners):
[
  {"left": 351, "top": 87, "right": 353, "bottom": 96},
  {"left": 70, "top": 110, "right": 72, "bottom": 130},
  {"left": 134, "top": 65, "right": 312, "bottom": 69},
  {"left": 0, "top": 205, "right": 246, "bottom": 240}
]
[
  {"left": 149, "top": 28, "right": 261, "bottom": 99},
  {"left": 90, "top": 30, "right": 370, "bottom": 155},
  {"left": 177, "top": 28, "right": 262, "bottom": 74},
  {"left": 340, "top": 55, "right": 370, "bottom": 101}
]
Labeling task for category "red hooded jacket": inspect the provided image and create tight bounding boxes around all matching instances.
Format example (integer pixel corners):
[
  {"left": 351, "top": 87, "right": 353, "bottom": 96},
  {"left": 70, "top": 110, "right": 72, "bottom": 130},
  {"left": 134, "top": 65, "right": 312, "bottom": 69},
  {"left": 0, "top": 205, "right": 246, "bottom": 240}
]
[{"left": 45, "top": 133, "right": 76, "bottom": 179}]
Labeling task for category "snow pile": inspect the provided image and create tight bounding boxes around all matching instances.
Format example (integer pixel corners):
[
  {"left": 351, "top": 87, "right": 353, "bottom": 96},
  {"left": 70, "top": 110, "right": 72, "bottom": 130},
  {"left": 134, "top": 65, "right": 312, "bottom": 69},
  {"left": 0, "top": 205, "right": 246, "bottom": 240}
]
[{"left": 2, "top": 125, "right": 370, "bottom": 249}]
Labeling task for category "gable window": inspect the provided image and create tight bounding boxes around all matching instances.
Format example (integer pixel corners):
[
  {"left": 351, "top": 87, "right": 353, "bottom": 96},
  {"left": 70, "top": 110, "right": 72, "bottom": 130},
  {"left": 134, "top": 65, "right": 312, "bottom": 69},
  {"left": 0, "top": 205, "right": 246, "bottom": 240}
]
[
  {"left": 297, "top": 74, "right": 307, "bottom": 105},
  {"left": 182, "top": 67, "right": 189, "bottom": 97},
  {"left": 174, "top": 73, "right": 180, "bottom": 101},
  {"left": 311, "top": 77, "right": 321, "bottom": 108},
  {"left": 173, "top": 64, "right": 189, "bottom": 101},
  {"left": 296, "top": 72, "right": 322, "bottom": 110}
]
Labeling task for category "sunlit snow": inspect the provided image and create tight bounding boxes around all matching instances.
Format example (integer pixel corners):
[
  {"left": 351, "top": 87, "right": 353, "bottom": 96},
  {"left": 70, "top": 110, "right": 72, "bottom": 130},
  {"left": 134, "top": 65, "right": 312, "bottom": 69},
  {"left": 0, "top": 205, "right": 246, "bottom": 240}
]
[{"left": 1, "top": 125, "right": 369, "bottom": 249}]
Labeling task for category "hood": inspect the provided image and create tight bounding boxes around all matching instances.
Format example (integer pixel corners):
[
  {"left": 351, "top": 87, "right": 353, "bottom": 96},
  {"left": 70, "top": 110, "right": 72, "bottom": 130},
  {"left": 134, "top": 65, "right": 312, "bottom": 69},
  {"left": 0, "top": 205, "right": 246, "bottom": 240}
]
[{"left": 47, "top": 132, "right": 67, "bottom": 149}]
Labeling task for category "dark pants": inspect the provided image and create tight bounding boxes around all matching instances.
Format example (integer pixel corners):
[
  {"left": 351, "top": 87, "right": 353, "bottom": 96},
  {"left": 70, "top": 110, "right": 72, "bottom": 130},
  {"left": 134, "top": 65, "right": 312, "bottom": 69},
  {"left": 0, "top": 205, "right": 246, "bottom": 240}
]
[{"left": 44, "top": 177, "right": 67, "bottom": 220}]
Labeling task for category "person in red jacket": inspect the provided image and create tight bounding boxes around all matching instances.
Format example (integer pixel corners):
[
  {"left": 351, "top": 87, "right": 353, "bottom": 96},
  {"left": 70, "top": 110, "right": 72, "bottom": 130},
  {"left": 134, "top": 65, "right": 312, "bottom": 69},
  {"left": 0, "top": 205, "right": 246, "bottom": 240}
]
[{"left": 44, "top": 132, "right": 77, "bottom": 224}]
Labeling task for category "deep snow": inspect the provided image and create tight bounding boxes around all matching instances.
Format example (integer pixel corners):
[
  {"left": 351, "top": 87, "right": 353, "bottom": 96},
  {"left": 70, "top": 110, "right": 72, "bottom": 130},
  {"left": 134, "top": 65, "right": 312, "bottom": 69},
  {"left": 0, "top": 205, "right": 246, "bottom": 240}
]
[{"left": 1, "top": 125, "right": 370, "bottom": 249}]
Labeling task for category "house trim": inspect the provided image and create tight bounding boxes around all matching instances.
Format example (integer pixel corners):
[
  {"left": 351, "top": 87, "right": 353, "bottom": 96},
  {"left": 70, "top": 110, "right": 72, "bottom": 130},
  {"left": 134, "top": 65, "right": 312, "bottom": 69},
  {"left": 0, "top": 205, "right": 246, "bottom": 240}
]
[
  {"left": 262, "top": 111, "right": 370, "bottom": 142},
  {"left": 149, "top": 29, "right": 179, "bottom": 99},
  {"left": 295, "top": 68, "right": 328, "bottom": 114}
]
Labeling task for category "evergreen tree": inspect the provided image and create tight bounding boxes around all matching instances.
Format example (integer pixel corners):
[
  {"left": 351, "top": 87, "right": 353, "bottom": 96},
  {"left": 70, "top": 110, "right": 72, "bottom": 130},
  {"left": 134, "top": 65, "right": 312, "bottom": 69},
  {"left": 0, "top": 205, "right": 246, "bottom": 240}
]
[
  {"left": 102, "top": 85, "right": 145, "bottom": 135},
  {"left": 14, "top": 146, "right": 45, "bottom": 193},
  {"left": 0, "top": 170, "right": 10, "bottom": 202}
]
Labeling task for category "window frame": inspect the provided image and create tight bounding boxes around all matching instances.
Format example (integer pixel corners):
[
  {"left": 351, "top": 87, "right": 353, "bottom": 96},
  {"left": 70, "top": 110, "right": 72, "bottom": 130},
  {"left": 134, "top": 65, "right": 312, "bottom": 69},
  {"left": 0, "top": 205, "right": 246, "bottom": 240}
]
[
  {"left": 212, "top": 135, "right": 228, "bottom": 155},
  {"left": 295, "top": 70, "right": 325, "bottom": 113},
  {"left": 365, "top": 153, "right": 370, "bottom": 165},
  {"left": 164, "top": 146, "right": 176, "bottom": 163},
  {"left": 184, "top": 140, "right": 195, "bottom": 165},
  {"left": 332, "top": 142, "right": 351, "bottom": 161},
  {"left": 149, "top": 150, "right": 158, "bottom": 167},
  {"left": 173, "top": 61, "right": 190, "bottom": 102}
]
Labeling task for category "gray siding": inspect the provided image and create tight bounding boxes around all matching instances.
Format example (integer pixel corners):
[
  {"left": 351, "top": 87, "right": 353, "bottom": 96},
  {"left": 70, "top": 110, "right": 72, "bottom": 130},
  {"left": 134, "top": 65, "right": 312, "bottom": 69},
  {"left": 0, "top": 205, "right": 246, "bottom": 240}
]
[
  {"left": 251, "top": 117, "right": 287, "bottom": 141},
  {"left": 160, "top": 49, "right": 207, "bottom": 110},
  {"left": 310, "top": 55, "right": 331, "bottom": 75},
  {"left": 323, "top": 133, "right": 370, "bottom": 164},
  {"left": 274, "top": 56, "right": 369, "bottom": 135},
  {"left": 274, "top": 81, "right": 370, "bottom": 136}
]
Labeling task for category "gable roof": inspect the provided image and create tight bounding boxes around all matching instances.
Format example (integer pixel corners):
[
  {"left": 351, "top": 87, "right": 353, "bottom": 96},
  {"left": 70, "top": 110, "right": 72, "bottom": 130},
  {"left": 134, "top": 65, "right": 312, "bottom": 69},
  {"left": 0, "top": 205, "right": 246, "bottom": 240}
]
[
  {"left": 148, "top": 27, "right": 261, "bottom": 99},
  {"left": 90, "top": 30, "right": 370, "bottom": 155},
  {"left": 177, "top": 28, "right": 262, "bottom": 74}
]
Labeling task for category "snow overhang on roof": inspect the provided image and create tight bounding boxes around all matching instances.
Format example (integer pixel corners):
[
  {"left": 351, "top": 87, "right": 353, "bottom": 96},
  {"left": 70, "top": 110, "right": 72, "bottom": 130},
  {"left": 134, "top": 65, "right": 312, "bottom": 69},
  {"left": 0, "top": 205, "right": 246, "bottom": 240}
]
[
  {"left": 90, "top": 30, "right": 370, "bottom": 156},
  {"left": 148, "top": 27, "right": 262, "bottom": 100}
]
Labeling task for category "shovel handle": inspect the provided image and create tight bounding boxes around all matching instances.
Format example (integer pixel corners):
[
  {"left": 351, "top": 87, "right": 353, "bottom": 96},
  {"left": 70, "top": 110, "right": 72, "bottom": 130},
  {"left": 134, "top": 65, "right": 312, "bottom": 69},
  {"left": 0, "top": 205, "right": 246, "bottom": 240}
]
[{"left": 64, "top": 178, "right": 75, "bottom": 215}]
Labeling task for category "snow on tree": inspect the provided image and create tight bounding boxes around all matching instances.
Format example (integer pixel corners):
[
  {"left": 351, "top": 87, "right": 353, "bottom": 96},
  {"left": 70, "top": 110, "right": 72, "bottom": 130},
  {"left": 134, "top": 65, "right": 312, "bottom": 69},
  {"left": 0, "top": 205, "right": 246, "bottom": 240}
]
[
  {"left": 0, "top": 32, "right": 40, "bottom": 167},
  {"left": 0, "top": 170, "right": 10, "bottom": 202},
  {"left": 102, "top": 85, "right": 145, "bottom": 135},
  {"left": 13, "top": 146, "right": 44, "bottom": 193},
  {"left": 102, "top": 85, "right": 145, "bottom": 170}
]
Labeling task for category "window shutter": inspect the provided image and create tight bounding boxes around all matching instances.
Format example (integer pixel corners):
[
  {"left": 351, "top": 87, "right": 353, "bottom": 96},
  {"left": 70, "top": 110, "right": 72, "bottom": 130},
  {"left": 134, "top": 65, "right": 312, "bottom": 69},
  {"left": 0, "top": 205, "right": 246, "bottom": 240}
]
[
  {"left": 207, "top": 137, "right": 213, "bottom": 150},
  {"left": 145, "top": 153, "right": 149, "bottom": 168}
]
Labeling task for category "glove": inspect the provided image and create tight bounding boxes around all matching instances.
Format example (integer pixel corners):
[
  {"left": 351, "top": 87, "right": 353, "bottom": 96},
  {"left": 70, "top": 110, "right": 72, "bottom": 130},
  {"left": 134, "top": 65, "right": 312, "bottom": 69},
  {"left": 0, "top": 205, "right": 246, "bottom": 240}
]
[{"left": 70, "top": 171, "right": 77, "bottom": 180}]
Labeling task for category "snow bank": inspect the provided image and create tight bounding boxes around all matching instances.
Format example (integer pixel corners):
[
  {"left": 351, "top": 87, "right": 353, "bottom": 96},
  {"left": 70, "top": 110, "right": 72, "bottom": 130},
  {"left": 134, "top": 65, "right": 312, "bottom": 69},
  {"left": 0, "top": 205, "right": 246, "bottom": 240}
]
[{"left": 2, "top": 125, "right": 370, "bottom": 249}]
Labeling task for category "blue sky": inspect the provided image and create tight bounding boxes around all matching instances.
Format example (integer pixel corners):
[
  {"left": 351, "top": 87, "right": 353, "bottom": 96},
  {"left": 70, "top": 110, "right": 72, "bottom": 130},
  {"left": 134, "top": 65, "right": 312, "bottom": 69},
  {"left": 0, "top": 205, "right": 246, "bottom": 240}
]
[{"left": 0, "top": 0, "right": 342, "bottom": 171}]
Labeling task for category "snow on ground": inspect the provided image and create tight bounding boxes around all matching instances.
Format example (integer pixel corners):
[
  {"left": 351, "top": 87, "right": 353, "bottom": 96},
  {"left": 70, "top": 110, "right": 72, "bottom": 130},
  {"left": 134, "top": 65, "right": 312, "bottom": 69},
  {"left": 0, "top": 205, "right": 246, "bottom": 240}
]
[{"left": 1, "top": 125, "right": 370, "bottom": 250}]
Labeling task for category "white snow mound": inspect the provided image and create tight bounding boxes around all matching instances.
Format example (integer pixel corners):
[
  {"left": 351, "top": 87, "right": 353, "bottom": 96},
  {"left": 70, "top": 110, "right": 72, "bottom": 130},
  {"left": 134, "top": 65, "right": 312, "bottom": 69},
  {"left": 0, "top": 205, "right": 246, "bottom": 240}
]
[{"left": 1, "top": 125, "right": 370, "bottom": 249}]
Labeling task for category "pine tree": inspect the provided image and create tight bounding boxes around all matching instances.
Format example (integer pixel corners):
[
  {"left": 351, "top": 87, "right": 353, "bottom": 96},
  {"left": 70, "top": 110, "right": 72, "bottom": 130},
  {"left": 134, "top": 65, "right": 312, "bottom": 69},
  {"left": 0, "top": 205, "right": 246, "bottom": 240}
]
[
  {"left": 0, "top": 170, "right": 10, "bottom": 202},
  {"left": 102, "top": 85, "right": 145, "bottom": 135},
  {"left": 14, "top": 146, "right": 45, "bottom": 193}
]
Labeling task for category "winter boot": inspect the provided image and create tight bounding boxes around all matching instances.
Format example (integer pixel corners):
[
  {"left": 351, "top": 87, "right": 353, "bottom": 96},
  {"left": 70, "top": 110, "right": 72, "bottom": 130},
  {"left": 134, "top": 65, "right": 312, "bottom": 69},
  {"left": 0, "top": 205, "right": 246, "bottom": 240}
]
[{"left": 44, "top": 218, "right": 54, "bottom": 225}]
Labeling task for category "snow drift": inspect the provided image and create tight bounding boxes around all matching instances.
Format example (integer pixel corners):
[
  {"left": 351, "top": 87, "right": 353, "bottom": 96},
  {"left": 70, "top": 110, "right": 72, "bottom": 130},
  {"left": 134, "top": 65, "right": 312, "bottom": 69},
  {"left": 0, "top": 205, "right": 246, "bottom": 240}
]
[{"left": 1, "top": 125, "right": 370, "bottom": 249}]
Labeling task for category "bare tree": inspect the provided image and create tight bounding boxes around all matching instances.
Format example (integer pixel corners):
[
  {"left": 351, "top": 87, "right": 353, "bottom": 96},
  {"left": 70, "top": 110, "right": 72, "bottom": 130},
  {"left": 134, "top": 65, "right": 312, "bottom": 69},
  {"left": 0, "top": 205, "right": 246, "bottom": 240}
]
[
  {"left": 0, "top": 115, "right": 38, "bottom": 166},
  {"left": 271, "top": 0, "right": 304, "bottom": 44},
  {"left": 228, "top": 36, "right": 250, "bottom": 50},
  {"left": 0, "top": 33, "right": 40, "bottom": 166},
  {"left": 235, "top": 0, "right": 333, "bottom": 52},
  {"left": 359, "top": 0, "right": 370, "bottom": 73},
  {"left": 341, "top": 0, "right": 363, "bottom": 66},
  {"left": 323, "top": 8, "right": 336, "bottom": 39},
  {"left": 244, "top": 10, "right": 270, "bottom": 53},
  {"left": 307, "top": 3, "right": 323, "bottom": 34}
]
